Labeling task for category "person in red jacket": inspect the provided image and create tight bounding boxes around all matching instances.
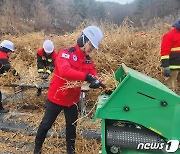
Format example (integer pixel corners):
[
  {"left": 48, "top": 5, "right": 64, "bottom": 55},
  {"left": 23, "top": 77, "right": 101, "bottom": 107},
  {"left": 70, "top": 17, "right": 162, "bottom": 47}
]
[
  {"left": 160, "top": 19, "right": 180, "bottom": 93},
  {"left": 34, "top": 26, "right": 105, "bottom": 154},
  {"left": 36, "top": 40, "right": 57, "bottom": 96},
  {"left": 0, "top": 40, "right": 19, "bottom": 113}
]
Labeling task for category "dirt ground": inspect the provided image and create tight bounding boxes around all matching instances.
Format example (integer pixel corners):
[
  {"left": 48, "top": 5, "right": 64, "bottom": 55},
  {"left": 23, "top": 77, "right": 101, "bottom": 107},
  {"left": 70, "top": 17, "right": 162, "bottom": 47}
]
[{"left": 0, "top": 88, "right": 102, "bottom": 154}]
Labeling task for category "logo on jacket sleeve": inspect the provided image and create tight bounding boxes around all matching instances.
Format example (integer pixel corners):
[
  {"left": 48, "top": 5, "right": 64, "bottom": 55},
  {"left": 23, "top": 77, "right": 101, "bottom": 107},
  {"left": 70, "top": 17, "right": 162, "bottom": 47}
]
[
  {"left": 73, "top": 55, "right": 77, "bottom": 61},
  {"left": 62, "top": 53, "right": 70, "bottom": 59}
]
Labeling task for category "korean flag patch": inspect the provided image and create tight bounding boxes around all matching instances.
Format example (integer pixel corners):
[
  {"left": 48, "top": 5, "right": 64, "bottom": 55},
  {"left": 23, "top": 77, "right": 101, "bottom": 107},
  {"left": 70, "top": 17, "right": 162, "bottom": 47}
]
[{"left": 62, "top": 53, "right": 70, "bottom": 59}]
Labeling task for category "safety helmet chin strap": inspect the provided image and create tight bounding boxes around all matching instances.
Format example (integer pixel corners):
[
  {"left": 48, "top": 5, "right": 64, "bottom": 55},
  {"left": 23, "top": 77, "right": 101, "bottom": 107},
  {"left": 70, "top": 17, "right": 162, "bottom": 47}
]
[{"left": 82, "top": 34, "right": 92, "bottom": 48}]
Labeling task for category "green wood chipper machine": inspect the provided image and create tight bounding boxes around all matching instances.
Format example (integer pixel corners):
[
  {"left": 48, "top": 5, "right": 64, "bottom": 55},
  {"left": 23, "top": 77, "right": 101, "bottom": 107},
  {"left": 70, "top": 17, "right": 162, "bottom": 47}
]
[{"left": 94, "top": 64, "right": 180, "bottom": 154}]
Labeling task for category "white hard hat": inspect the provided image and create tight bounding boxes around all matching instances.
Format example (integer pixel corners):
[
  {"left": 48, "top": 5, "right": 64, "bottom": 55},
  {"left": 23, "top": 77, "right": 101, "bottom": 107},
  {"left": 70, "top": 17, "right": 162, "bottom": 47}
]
[
  {"left": 0, "top": 40, "right": 14, "bottom": 51},
  {"left": 43, "top": 40, "right": 54, "bottom": 54},
  {"left": 83, "top": 26, "right": 103, "bottom": 49}
]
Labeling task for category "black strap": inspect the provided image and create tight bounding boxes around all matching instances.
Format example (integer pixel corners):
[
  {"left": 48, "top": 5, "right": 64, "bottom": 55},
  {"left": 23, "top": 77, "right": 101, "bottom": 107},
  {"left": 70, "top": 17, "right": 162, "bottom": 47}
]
[{"left": 66, "top": 47, "right": 76, "bottom": 52}]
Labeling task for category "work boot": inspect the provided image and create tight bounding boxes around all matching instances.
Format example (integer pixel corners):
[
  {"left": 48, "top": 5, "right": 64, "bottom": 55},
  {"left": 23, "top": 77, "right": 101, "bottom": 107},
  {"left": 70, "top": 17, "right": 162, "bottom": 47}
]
[
  {"left": 67, "top": 147, "right": 76, "bottom": 154},
  {"left": 33, "top": 145, "right": 42, "bottom": 154},
  {"left": 0, "top": 108, "right": 9, "bottom": 113},
  {"left": 67, "top": 150, "right": 75, "bottom": 154}
]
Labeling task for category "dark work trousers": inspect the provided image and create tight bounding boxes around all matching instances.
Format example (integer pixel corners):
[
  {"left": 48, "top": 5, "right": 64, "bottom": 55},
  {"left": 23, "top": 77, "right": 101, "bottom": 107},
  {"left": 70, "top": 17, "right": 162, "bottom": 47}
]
[
  {"left": 35, "top": 99, "right": 78, "bottom": 153},
  {"left": 0, "top": 91, "right": 3, "bottom": 109}
]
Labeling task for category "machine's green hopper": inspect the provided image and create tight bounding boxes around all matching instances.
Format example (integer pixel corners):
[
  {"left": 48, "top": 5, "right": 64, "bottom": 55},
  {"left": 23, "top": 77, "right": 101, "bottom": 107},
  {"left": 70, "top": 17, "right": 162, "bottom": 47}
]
[{"left": 94, "top": 64, "right": 180, "bottom": 154}]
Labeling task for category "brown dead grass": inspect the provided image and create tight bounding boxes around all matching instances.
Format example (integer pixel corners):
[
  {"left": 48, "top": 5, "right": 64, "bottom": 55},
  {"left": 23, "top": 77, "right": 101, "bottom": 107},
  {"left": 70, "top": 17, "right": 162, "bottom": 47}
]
[{"left": 0, "top": 19, "right": 169, "bottom": 153}]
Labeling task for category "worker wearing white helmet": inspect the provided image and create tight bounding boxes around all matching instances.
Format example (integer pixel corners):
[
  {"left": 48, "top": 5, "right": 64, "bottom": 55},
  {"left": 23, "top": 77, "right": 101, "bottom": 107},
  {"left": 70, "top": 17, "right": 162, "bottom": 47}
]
[
  {"left": 0, "top": 40, "right": 19, "bottom": 113},
  {"left": 36, "top": 40, "right": 57, "bottom": 96},
  {"left": 34, "top": 26, "right": 105, "bottom": 154},
  {"left": 43, "top": 39, "right": 54, "bottom": 54},
  {"left": 0, "top": 40, "right": 14, "bottom": 52},
  {"left": 82, "top": 25, "right": 103, "bottom": 49}
]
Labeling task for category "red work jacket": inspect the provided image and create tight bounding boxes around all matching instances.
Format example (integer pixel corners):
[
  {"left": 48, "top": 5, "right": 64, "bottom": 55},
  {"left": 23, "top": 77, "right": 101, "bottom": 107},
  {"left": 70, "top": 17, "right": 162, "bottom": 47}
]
[
  {"left": 37, "top": 48, "right": 57, "bottom": 61},
  {"left": 37, "top": 48, "right": 57, "bottom": 70},
  {"left": 0, "top": 51, "right": 11, "bottom": 74},
  {"left": 160, "top": 28, "right": 180, "bottom": 69},
  {"left": 0, "top": 51, "right": 8, "bottom": 59},
  {"left": 48, "top": 44, "right": 97, "bottom": 107}
]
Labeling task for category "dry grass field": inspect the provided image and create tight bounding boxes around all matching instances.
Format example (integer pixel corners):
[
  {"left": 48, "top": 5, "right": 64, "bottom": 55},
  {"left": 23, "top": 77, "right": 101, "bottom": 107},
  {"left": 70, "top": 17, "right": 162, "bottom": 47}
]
[{"left": 0, "top": 20, "right": 172, "bottom": 153}]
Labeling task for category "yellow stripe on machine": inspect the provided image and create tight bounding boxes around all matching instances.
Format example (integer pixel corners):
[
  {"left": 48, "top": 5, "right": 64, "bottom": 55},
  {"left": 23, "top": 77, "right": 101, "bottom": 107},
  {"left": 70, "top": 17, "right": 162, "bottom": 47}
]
[{"left": 149, "top": 127, "right": 162, "bottom": 135}]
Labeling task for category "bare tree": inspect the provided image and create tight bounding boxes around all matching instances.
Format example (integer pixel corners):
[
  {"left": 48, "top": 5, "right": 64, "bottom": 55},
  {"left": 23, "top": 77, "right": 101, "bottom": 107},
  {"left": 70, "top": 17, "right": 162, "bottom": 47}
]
[{"left": 32, "top": 0, "right": 52, "bottom": 31}]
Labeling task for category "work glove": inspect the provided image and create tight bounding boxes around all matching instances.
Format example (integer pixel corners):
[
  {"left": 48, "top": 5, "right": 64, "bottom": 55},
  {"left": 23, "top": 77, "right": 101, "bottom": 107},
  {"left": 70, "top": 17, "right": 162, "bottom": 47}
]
[
  {"left": 43, "top": 72, "right": 50, "bottom": 79},
  {"left": 85, "top": 74, "right": 97, "bottom": 83},
  {"left": 89, "top": 80, "right": 106, "bottom": 89},
  {"left": 163, "top": 67, "right": 171, "bottom": 77},
  {"left": 38, "top": 72, "right": 44, "bottom": 78},
  {"left": 85, "top": 74, "right": 106, "bottom": 89}
]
